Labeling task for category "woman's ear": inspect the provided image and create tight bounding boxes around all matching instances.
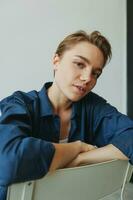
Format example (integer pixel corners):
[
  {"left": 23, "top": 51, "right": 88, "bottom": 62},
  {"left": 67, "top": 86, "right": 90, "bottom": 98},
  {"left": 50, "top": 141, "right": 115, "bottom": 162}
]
[{"left": 53, "top": 54, "right": 60, "bottom": 71}]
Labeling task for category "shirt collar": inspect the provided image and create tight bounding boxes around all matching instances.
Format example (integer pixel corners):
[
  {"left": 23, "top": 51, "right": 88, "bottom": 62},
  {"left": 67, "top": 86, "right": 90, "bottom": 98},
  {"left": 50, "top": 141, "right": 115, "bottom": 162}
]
[
  {"left": 38, "top": 82, "right": 81, "bottom": 118},
  {"left": 38, "top": 82, "right": 54, "bottom": 117},
  {"left": 71, "top": 101, "right": 80, "bottom": 119}
]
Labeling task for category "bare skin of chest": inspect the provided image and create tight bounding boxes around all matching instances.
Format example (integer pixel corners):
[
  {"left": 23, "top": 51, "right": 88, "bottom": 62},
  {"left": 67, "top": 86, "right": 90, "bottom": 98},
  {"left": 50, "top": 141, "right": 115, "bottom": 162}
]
[{"left": 59, "top": 109, "right": 72, "bottom": 140}]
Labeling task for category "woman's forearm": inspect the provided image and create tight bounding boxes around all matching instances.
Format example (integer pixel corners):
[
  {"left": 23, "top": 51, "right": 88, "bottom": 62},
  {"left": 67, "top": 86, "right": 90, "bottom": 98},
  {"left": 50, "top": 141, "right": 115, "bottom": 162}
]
[
  {"left": 67, "top": 144, "right": 129, "bottom": 167},
  {"left": 49, "top": 141, "right": 93, "bottom": 171}
]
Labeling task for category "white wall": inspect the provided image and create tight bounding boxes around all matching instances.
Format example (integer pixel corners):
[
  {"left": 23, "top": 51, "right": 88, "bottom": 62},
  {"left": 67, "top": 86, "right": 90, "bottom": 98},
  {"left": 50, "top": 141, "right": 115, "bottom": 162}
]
[{"left": 0, "top": 0, "right": 126, "bottom": 113}]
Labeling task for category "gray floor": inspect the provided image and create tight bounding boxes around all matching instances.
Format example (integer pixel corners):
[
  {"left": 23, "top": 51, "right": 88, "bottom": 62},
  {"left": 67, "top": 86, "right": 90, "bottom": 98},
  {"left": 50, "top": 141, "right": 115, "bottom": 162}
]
[{"left": 101, "top": 182, "right": 133, "bottom": 200}]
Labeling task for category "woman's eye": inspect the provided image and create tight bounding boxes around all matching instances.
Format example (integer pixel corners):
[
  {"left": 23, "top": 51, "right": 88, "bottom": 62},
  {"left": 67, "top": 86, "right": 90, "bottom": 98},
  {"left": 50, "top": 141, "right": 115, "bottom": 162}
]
[
  {"left": 74, "top": 62, "right": 85, "bottom": 68},
  {"left": 92, "top": 72, "right": 101, "bottom": 79}
]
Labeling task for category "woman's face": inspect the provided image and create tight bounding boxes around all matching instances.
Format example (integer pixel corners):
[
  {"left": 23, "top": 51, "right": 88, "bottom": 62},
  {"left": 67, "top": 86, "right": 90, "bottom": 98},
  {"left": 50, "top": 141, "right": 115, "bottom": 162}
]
[{"left": 53, "top": 41, "right": 104, "bottom": 102}]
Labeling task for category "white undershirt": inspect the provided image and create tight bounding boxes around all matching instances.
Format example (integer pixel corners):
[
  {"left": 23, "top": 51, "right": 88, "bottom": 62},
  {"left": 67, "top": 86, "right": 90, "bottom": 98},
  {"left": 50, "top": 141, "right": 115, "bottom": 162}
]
[{"left": 59, "top": 138, "right": 68, "bottom": 143}]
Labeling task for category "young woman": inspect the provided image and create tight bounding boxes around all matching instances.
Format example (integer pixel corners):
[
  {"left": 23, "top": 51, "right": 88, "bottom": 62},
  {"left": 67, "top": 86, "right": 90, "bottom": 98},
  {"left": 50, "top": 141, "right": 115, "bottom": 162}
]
[{"left": 0, "top": 30, "right": 133, "bottom": 199}]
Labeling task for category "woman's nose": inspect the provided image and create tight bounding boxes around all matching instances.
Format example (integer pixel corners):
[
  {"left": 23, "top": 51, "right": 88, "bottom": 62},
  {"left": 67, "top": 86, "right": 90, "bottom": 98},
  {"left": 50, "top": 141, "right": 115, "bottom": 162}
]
[{"left": 80, "top": 69, "right": 92, "bottom": 83}]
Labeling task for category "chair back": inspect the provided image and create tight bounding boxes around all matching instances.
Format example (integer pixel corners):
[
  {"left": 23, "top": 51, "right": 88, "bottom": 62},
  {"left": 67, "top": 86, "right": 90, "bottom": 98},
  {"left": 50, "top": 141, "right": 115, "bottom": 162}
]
[{"left": 7, "top": 160, "right": 132, "bottom": 200}]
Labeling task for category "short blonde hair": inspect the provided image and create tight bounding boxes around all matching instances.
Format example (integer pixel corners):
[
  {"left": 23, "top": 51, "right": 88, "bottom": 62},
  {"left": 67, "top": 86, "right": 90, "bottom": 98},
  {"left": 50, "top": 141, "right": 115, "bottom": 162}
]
[{"left": 55, "top": 30, "right": 112, "bottom": 67}]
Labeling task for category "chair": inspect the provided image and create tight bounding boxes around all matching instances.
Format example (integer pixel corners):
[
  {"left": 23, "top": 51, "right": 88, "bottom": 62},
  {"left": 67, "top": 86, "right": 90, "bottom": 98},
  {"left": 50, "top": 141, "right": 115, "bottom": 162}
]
[{"left": 7, "top": 160, "right": 132, "bottom": 200}]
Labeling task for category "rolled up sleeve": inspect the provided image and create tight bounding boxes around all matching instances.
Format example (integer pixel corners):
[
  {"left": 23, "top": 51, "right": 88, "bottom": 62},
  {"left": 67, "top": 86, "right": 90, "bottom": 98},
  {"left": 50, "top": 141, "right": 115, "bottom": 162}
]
[
  {"left": 93, "top": 103, "right": 133, "bottom": 165},
  {"left": 0, "top": 94, "right": 55, "bottom": 186}
]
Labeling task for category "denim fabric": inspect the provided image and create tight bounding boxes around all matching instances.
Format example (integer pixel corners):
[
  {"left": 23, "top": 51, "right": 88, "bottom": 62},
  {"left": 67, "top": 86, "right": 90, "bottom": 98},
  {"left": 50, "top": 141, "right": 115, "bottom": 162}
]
[{"left": 0, "top": 82, "right": 133, "bottom": 199}]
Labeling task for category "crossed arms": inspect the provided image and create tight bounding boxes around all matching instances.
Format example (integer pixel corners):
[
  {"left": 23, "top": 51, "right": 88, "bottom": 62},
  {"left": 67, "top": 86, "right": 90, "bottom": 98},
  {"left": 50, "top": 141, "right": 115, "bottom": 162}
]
[{"left": 49, "top": 141, "right": 128, "bottom": 171}]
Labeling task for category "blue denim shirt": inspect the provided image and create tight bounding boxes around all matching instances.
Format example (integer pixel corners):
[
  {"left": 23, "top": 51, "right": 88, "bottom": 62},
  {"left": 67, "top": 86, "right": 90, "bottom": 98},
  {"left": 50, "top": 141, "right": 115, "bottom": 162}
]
[{"left": 0, "top": 82, "right": 133, "bottom": 199}]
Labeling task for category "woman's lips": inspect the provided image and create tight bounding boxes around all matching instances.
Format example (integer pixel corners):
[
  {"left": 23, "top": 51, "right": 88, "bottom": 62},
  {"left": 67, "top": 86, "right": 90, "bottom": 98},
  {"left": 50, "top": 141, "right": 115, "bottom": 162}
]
[{"left": 73, "top": 84, "right": 86, "bottom": 95}]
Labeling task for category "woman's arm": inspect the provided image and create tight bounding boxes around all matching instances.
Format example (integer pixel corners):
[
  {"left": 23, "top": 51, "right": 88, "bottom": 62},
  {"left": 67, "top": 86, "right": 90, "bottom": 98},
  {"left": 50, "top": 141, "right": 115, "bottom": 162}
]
[
  {"left": 49, "top": 141, "right": 95, "bottom": 171},
  {"left": 66, "top": 144, "right": 129, "bottom": 168}
]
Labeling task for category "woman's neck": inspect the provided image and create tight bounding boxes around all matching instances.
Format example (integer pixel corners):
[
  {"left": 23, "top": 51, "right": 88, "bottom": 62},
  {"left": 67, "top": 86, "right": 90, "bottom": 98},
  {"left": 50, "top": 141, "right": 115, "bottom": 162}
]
[{"left": 47, "top": 82, "right": 72, "bottom": 115}]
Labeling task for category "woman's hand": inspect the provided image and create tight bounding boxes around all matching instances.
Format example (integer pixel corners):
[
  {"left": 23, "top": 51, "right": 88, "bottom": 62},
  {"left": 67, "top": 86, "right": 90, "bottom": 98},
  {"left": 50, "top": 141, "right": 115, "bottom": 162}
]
[
  {"left": 65, "top": 144, "right": 129, "bottom": 168},
  {"left": 78, "top": 142, "right": 97, "bottom": 153},
  {"left": 66, "top": 145, "right": 97, "bottom": 168},
  {"left": 49, "top": 141, "right": 95, "bottom": 171}
]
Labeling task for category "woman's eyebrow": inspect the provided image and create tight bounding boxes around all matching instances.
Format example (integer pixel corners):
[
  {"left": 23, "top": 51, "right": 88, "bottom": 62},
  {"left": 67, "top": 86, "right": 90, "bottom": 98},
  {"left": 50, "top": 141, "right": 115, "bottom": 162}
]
[
  {"left": 74, "top": 55, "right": 90, "bottom": 64},
  {"left": 74, "top": 55, "right": 102, "bottom": 72}
]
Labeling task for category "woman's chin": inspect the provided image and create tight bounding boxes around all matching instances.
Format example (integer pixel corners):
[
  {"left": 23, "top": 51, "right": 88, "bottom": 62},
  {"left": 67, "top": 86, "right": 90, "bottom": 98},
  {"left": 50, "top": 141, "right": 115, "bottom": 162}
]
[{"left": 67, "top": 94, "right": 85, "bottom": 102}]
